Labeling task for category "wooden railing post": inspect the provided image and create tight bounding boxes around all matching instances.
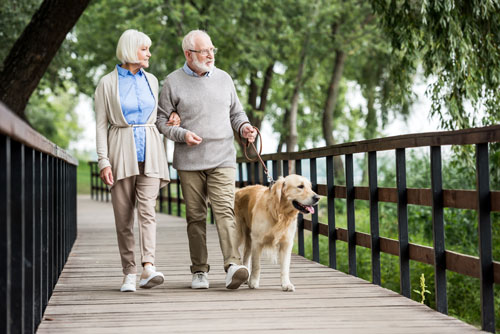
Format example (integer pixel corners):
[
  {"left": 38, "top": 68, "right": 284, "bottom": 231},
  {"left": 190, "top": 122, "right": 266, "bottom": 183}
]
[
  {"left": 431, "top": 146, "right": 447, "bottom": 314},
  {"left": 396, "top": 148, "right": 410, "bottom": 298},
  {"left": 310, "top": 158, "right": 319, "bottom": 263},
  {"left": 283, "top": 160, "right": 289, "bottom": 177},
  {"left": 476, "top": 143, "right": 495, "bottom": 332},
  {"left": 345, "top": 153, "right": 356, "bottom": 276},
  {"left": 368, "top": 151, "right": 380, "bottom": 286},
  {"left": 167, "top": 167, "right": 172, "bottom": 215},
  {"left": 24, "top": 147, "right": 35, "bottom": 333},
  {"left": 295, "top": 159, "right": 304, "bottom": 257},
  {"left": 272, "top": 160, "right": 279, "bottom": 180},
  {"left": 0, "top": 135, "right": 11, "bottom": 334},
  {"left": 11, "top": 140, "right": 25, "bottom": 333},
  {"left": 326, "top": 155, "right": 336, "bottom": 269}
]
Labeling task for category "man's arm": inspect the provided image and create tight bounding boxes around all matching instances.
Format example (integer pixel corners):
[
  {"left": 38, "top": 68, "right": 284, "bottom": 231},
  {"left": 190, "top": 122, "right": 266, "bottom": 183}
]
[
  {"left": 228, "top": 79, "right": 256, "bottom": 143},
  {"left": 156, "top": 79, "right": 188, "bottom": 142}
]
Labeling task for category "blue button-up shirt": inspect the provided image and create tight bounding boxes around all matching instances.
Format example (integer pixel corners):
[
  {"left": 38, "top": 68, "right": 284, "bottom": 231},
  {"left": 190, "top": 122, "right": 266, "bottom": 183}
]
[
  {"left": 182, "top": 62, "right": 213, "bottom": 77},
  {"left": 117, "top": 65, "right": 155, "bottom": 162}
]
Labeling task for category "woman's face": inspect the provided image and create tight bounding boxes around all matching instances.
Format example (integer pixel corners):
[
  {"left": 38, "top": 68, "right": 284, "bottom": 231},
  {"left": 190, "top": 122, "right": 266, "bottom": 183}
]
[{"left": 137, "top": 45, "right": 151, "bottom": 68}]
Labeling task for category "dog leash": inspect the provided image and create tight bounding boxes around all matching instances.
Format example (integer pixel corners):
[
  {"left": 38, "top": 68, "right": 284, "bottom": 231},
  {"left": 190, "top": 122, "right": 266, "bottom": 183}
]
[{"left": 238, "top": 122, "right": 274, "bottom": 186}]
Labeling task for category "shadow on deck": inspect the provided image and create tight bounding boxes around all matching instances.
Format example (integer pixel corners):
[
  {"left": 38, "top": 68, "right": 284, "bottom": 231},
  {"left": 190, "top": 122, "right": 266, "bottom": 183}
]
[{"left": 36, "top": 196, "right": 484, "bottom": 334}]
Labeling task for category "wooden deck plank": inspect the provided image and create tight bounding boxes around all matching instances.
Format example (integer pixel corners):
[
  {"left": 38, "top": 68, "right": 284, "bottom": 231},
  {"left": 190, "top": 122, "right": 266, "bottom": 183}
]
[{"left": 37, "top": 195, "right": 484, "bottom": 333}]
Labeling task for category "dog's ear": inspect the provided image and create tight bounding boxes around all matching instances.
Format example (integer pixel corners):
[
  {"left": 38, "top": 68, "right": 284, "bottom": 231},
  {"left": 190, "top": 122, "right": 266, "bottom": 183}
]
[{"left": 272, "top": 177, "right": 285, "bottom": 203}]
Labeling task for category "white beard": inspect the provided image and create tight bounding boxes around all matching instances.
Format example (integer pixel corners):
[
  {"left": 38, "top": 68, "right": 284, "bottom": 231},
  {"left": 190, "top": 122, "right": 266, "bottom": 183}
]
[{"left": 192, "top": 56, "right": 214, "bottom": 73}]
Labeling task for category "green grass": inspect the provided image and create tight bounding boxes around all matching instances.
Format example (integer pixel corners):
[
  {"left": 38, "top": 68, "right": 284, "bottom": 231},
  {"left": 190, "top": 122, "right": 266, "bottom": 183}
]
[{"left": 77, "top": 160, "right": 91, "bottom": 194}]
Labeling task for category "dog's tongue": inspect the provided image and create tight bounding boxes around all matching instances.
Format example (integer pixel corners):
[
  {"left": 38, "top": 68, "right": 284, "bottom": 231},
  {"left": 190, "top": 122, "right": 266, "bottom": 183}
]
[{"left": 306, "top": 206, "right": 315, "bottom": 214}]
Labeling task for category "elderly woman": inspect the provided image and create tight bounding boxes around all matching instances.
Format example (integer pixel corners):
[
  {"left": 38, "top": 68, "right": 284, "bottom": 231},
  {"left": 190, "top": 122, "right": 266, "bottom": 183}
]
[{"left": 95, "top": 29, "right": 177, "bottom": 292}]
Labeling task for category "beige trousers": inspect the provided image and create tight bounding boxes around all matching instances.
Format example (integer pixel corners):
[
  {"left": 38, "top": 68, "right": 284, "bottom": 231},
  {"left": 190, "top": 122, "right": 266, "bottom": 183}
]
[
  {"left": 178, "top": 167, "right": 242, "bottom": 273},
  {"left": 110, "top": 166, "right": 160, "bottom": 275}
]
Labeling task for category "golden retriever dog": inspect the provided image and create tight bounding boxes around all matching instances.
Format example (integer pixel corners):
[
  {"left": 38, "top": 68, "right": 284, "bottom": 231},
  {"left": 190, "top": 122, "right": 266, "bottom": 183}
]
[{"left": 234, "top": 174, "right": 319, "bottom": 292}]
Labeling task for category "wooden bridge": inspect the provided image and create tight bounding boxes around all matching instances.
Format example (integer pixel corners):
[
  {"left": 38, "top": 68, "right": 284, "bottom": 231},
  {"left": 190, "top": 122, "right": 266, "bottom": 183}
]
[
  {"left": 36, "top": 195, "right": 482, "bottom": 333},
  {"left": 1, "top": 103, "right": 498, "bottom": 333}
]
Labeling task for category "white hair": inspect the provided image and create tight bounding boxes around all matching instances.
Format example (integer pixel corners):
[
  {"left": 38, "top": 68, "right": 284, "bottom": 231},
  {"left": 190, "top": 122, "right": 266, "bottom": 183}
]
[
  {"left": 182, "top": 30, "right": 211, "bottom": 52},
  {"left": 116, "top": 29, "right": 152, "bottom": 64}
]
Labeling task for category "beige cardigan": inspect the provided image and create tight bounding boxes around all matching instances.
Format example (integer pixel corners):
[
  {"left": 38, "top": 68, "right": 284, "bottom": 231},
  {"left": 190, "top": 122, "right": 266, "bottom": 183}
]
[{"left": 95, "top": 68, "right": 170, "bottom": 188}]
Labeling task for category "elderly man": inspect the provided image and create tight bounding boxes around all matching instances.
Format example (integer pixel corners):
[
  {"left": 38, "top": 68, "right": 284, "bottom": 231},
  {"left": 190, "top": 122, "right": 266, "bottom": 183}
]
[{"left": 156, "top": 30, "right": 257, "bottom": 290}]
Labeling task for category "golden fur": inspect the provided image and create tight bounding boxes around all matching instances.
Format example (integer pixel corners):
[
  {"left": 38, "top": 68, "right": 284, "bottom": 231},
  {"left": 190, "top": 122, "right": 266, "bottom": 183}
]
[{"left": 234, "top": 174, "right": 319, "bottom": 291}]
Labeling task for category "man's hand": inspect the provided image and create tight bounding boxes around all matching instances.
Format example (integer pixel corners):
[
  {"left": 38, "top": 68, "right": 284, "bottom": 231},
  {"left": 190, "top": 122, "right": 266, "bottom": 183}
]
[
  {"left": 242, "top": 124, "right": 257, "bottom": 143},
  {"left": 166, "top": 112, "right": 181, "bottom": 126},
  {"left": 100, "top": 166, "right": 114, "bottom": 186},
  {"left": 185, "top": 131, "right": 202, "bottom": 146}
]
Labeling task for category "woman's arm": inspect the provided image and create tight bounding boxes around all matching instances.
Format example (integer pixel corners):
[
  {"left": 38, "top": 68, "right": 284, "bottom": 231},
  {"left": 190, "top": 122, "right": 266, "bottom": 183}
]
[{"left": 95, "top": 81, "right": 113, "bottom": 185}]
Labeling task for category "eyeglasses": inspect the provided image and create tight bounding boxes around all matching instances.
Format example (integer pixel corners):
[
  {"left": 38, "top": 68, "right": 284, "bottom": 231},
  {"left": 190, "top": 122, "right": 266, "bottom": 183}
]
[{"left": 189, "top": 48, "right": 218, "bottom": 56}]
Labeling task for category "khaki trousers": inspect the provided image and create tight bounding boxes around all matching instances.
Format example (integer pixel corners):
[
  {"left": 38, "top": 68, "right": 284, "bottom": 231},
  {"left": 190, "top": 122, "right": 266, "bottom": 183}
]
[
  {"left": 178, "top": 167, "right": 242, "bottom": 273},
  {"left": 110, "top": 167, "right": 160, "bottom": 275}
]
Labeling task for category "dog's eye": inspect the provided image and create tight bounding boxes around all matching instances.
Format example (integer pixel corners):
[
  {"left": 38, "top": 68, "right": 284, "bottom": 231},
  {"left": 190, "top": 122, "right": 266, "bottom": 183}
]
[{"left": 298, "top": 185, "right": 304, "bottom": 189}]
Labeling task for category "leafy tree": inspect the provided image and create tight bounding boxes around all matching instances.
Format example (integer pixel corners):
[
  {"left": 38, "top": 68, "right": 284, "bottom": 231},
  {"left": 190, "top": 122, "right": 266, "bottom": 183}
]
[
  {"left": 0, "top": 0, "right": 91, "bottom": 120},
  {"left": 370, "top": 0, "right": 500, "bottom": 130},
  {"left": 0, "top": 0, "right": 42, "bottom": 63},
  {"left": 25, "top": 83, "right": 81, "bottom": 149}
]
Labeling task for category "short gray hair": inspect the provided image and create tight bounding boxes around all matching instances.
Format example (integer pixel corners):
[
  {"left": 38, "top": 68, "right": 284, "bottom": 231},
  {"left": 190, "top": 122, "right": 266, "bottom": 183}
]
[
  {"left": 182, "top": 30, "right": 211, "bottom": 52},
  {"left": 116, "top": 29, "right": 152, "bottom": 64}
]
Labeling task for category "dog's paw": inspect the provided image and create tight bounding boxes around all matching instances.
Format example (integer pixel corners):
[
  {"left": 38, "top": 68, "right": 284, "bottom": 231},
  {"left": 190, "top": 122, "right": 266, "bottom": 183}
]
[
  {"left": 281, "top": 283, "right": 295, "bottom": 292},
  {"left": 248, "top": 279, "right": 260, "bottom": 289}
]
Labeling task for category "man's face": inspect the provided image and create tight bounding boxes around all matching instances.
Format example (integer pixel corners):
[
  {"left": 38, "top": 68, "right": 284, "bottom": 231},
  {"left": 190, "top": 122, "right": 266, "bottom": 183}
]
[{"left": 186, "top": 34, "right": 215, "bottom": 74}]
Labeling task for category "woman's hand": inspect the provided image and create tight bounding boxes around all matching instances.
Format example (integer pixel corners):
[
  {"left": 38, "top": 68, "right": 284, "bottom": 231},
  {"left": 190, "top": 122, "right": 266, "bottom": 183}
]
[
  {"left": 167, "top": 112, "right": 180, "bottom": 126},
  {"left": 185, "top": 131, "right": 202, "bottom": 146},
  {"left": 100, "top": 166, "right": 114, "bottom": 186}
]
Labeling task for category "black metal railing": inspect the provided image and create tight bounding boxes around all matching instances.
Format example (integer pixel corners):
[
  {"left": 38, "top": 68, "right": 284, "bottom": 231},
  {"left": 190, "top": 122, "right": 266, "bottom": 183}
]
[
  {"left": 0, "top": 103, "right": 78, "bottom": 334},
  {"left": 89, "top": 165, "right": 215, "bottom": 223},
  {"left": 236, "top": 125, "right": 499, "bottom": 333}
]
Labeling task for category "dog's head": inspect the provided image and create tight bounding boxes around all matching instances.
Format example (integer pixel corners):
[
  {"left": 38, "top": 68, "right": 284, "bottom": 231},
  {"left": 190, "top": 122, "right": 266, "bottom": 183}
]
[{"left": 271, "top": 174, "right": 320, "bottom": 214}]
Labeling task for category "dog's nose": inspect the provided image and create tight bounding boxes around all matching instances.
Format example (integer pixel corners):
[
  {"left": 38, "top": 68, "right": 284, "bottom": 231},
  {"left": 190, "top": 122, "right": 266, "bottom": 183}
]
[{"left": 313, "top": 195, "right": 320, "bottom": 203}]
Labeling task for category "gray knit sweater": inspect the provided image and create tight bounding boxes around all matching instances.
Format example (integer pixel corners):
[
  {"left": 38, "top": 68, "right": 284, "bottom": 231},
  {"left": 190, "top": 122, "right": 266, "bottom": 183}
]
[{"left": 156, "top": 67, "right": 250, "bottom": 171}]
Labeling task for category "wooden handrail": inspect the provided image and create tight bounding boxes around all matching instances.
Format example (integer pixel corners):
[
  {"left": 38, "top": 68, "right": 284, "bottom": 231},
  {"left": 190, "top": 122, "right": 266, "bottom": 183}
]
[
  {"left": 0, "top": 102, "right": 78, "bottom": 166},
  {"left": 238, "top": 124, "right": 500, "bottom": 162}
]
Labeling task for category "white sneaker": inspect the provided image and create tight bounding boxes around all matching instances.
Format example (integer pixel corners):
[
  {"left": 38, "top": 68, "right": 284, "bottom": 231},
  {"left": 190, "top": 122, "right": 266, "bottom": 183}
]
[
  {"left": 120, "top": 274, "right": 136, "bottom": 292},
  {"left": 139, "top": 265, "right": 164, "bottom": 289},
  {"left": 225, "top": 264, "right": 249, "bottom": 289},
  {"left": 191, "top": 272, "right": 209, "bottom": 289}
]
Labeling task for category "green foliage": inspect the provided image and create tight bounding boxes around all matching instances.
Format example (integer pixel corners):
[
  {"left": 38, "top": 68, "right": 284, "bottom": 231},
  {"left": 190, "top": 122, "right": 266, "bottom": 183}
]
[
  {"left": 0, "top": 0, "right": 42, "bottom": 68},
  {"left": 25, "top": 83, "right": 82, "bottom": 149},
  {"left": 77, "top": 160, "right": 91, "bottom": 194},
  {"left": 370, "top": 0, "right": 500, "bottom": 130},
  {"left": 295, "top": 151, "right": 500, "bottom": 331},
  {"left": 1, "top": 0, "right": 420, "bottom": 152}
]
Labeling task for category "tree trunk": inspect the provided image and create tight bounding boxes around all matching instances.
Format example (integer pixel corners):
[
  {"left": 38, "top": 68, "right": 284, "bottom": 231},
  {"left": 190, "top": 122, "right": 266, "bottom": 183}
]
[
  {"left": 0, "top": 0, "right": 91, "bottom": 120},
  {"left": 322, "top": 49, "right": 346, "bottom": 180},
  {"left": 277, "top": 108, "right": 290, "bottom": 153},
  {"left": 361, "top": 88, "right": 377, "bottom": 185},
  {"left": 322, "top": 49, "right": 346, "bottom": 146},
  {"left": 248, "top": 72, "right": 258, "bottom": 114},
  {"left": 258, "top": 63, "right": 274, "bottom": 116},
  {"left": 240, "top": 64, "right": 274, "bottom": 157},
  {"left": 287, "top": 46, "right": 307, "bottom": 154},
  {"left": 277, "top": 138, "right": 285, "bottom": 153}
]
